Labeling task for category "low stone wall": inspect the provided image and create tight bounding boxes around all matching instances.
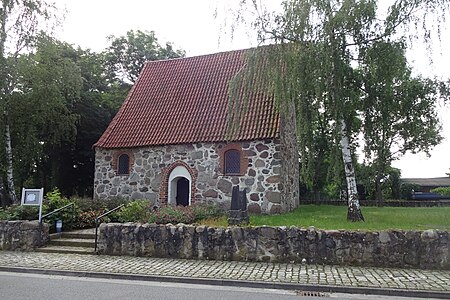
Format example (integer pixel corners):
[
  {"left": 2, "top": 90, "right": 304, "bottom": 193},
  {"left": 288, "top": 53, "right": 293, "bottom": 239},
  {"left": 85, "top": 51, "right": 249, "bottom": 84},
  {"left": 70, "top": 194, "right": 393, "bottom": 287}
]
[
  {"left": 97, "top": 223, "right": 449, "bottom": 270},
  {"left": 0, "top": 221, "right": 49, "bottom": 251}
]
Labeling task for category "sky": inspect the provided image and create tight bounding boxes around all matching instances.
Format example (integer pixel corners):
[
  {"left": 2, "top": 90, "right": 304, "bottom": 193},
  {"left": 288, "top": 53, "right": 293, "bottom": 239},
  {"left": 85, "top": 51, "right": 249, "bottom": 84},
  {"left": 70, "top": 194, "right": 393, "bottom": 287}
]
[{"left": 54, "top": 0, "right": 449, "bottom": 179}]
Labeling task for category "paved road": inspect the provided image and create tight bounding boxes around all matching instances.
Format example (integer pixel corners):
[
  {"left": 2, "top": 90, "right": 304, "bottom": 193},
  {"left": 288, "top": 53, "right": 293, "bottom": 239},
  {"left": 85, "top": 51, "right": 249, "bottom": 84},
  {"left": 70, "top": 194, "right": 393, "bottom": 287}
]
[
  {"left": 0, "top": 272, "right": 440, "bottom": 300},
  {"left": 0, "top": 251, "right": 449, "bottom": 298},
  {"left": 0, "top": 272, "right": 302, "bottom": 300}
]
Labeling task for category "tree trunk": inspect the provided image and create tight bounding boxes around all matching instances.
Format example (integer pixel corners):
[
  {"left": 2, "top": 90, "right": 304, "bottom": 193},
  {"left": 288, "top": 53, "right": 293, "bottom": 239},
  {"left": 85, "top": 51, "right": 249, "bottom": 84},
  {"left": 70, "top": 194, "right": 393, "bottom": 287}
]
[
  {"left": 4, "top": 120, "right": 17, "bottom": 203},
  {"left": 339, "top": 120, "right": 364, "bottom": 222},
  {"left": 1, "top": 1, "right": 16, "bottom": 203}
]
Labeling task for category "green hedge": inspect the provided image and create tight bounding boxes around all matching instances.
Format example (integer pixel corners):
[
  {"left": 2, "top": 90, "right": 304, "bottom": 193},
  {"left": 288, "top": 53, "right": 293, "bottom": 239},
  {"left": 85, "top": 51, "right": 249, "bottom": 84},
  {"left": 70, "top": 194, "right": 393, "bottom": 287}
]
[{"left": 431, "top": 186, "right": 450, "bottom": 197}]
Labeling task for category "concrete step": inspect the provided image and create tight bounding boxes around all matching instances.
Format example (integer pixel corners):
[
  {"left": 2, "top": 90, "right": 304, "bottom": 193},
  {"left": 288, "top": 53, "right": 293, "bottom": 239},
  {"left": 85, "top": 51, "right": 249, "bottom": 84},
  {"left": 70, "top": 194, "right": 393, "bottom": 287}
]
[
  {"left": 48, "top": 238, "right": 95, "bottom": 248},
  {"left": 50, "top": 232, "right": 96, "bottom": 240},
  {"left": 40, "top": 229, "right": 97, "bottom": 255},
  {"left": 36, "top": 245, "right": 96, "bottom": 255},
  {"left": 50, "top": 228, "right": 95, "bottom": 239}
]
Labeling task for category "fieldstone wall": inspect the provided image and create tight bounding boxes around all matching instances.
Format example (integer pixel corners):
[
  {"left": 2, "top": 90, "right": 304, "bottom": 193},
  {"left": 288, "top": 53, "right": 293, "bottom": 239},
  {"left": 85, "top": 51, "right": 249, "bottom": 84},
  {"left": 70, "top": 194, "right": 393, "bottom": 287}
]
[
  {"left": 0, "top": 221, "right": 49, "bottom": 251},
  {"left": 98, "top": 223, "right": 449, "bottom": 270},
  {"left": 94, "top": 138, "right": 297, "bottom": 214}
]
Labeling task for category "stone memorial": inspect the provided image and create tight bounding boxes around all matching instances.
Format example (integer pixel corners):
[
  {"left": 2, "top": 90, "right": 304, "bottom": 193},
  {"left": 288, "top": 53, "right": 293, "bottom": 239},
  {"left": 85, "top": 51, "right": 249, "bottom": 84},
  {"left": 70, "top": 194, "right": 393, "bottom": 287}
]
[{"left": 228, "top": 185, "right": 249, "bottom": 225}]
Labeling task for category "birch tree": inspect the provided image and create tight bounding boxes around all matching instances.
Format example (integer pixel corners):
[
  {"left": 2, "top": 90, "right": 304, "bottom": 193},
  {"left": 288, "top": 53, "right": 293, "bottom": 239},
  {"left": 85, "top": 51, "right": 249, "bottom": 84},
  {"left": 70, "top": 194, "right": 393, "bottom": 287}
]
[
  {"left": 0, "top": 0, "right": 57, "bottom": 203},
  {"left": 228, "top": 0, "right": 449, "bottom": 221}
]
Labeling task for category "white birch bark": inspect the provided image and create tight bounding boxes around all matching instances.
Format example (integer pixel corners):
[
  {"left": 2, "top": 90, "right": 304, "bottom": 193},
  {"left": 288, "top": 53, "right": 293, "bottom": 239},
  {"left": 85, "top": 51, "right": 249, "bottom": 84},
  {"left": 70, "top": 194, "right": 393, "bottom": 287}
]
[
  {"left": 1, "top": 2, "right": 16, "bottom": 203},
  {"left": 339, "top": 119, "right": 364, "bottom": 221},
  {"left": 4, "top": 120, "right": 16, "bottom": 203}
]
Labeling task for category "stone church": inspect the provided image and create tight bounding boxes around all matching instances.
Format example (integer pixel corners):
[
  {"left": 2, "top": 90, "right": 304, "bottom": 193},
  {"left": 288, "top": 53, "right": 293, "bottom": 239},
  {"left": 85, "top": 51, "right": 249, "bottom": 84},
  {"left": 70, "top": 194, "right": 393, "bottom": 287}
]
[{"left": 94, "top": 48, "right": 299, "bottom": 214}]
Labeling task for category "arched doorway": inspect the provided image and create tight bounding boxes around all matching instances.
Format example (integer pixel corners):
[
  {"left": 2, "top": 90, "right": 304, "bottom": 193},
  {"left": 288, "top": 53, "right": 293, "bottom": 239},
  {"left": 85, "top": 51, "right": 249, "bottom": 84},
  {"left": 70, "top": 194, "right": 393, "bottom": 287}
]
[
  {"left": 168, "top": 165, "right": 192, "bottom": 206},
  {"left": 175, "top": 177, "right": 189, "bottom": 206}
]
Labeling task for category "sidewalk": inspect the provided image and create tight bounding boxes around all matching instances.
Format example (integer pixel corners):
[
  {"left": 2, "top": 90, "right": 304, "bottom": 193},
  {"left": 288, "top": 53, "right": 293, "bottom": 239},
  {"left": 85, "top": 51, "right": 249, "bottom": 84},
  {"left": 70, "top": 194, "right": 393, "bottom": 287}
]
[{"left": 0, "top": 251, "right": 449, "bottom": 298}]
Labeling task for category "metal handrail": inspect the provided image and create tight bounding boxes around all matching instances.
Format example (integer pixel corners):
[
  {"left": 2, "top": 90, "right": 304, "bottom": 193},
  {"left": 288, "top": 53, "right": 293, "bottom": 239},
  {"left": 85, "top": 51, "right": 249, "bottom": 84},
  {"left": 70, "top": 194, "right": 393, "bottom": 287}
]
[
  {"left": 40, "top": 203, "right": 75, "bottom": 224},
  {"left": 94, "top": 204, "right": 125, "bottom": 252}
]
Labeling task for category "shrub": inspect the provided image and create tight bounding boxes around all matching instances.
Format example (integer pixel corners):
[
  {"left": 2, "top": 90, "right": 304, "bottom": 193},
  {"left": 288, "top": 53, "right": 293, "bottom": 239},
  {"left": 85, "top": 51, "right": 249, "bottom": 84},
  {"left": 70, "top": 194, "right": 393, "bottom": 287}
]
[
  {"left": 69, "top": 196, "right": 128, "bottom": 226},
  {"left": 99, "top": 197, "right": 130, "bottom": 211},
  {"left": 76, "top": 209, "right": 110, "bottom": 229},
  {"left": 77, "top": 210, "right": 97, "bottom": 228},
  {"left": 0, "top": 190, "right": 128, "bottom": 230},
  {"left": 0, "top": 208, "right": 7, "bottom": 220},
  {"left": 71, "top": 196, "right": 128, "bottom": 212},
  {"left": 117, "top": 200, "right": 151, "bottom": 223},
  {"left": 0, "top": 204, "right": 39, "bottom": 220},
  {"left": 42, "top": 189, "right": 78, "bottom": 231},
  {"left": 431, "top": 187, "right": 450, "bottom": 197},
  {"left": 191, "top": 202, "right": 222, "bottom": 221},
  {"left": 148, "top": 205, "right": 196, "bottom": 224},
  {"left": 323, "top": 183, "right": 341, "bottom": 200},
  {"left": 70, "top": 197, "right": 100, "bottom": 212},
  {"left": 0, "top": 193, "right": 224, "bottom": 228},
  {"left": 147, "top": 202, "right": 223, "bottom": 225},
  {"left": 400, "top": 183, "right": 420, "bottom": 199}
]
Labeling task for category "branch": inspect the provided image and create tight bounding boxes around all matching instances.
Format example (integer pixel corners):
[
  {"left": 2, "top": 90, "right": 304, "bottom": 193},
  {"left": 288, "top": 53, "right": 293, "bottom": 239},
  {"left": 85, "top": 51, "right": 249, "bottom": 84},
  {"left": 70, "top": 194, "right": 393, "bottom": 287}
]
[{"left": 345, "top": 3, "right": 419, "bottom": 47}]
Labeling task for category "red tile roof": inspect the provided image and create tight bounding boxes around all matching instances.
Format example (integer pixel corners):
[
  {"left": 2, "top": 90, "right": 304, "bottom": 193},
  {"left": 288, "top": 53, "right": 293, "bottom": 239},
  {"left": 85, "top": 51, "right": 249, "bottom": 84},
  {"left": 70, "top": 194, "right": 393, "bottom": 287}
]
[{"left": 94, "top": 48, "right": 279, "bottom": 148}]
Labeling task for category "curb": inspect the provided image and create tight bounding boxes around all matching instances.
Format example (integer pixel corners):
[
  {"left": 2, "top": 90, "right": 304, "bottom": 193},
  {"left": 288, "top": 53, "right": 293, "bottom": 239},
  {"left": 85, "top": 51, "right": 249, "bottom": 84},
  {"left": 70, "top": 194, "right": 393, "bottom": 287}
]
[{"left": 1, "top": 266, "right": 449, "bottom": 299}]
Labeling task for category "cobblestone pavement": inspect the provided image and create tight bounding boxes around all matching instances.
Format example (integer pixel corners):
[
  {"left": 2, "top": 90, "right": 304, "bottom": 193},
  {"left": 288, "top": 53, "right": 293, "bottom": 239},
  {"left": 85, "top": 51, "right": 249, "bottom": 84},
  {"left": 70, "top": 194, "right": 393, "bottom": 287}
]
[{"left": 0, "top": 251, "right": 449, "bottom": 293}]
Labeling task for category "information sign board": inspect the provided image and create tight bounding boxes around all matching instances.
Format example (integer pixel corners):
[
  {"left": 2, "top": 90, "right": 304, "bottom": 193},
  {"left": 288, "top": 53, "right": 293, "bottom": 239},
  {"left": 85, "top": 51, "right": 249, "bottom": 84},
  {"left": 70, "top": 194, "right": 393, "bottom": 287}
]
[{"left": 21, "top": 188, "right": 44, "bottom": 222}]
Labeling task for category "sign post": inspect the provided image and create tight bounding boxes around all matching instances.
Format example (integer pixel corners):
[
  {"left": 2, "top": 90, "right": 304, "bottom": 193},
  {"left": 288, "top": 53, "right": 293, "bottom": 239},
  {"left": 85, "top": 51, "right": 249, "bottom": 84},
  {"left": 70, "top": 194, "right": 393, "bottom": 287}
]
[{"left": 21, "top": 188, "right": 44, "bottom": 222}]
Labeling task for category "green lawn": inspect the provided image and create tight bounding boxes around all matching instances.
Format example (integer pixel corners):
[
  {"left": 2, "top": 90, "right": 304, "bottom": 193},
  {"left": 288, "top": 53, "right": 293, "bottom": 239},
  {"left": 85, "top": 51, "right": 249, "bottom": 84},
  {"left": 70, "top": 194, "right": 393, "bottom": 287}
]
[{"left": 201, "top": 205, "right": 450, "bottom": 231}]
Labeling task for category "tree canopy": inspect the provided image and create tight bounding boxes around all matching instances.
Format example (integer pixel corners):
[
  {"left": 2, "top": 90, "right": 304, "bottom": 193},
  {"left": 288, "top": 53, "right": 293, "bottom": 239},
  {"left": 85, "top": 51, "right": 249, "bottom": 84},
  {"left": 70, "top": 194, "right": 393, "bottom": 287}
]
[
  {"left": 0, "top": 5, "right": 186, "bottom": 204},
  {"left": 227, "top": 0, "right": 450, "bottom": 220},
  {"left": 104, "top": 30, "right": 185, "bottom": 84},
  {"left": 358, "top": 40, "right": 444, "bottom": 203},
  {"left": 0, "top": 0, "right": 59, "bottom": 203},
  {"left": 8, "top": 35, "right": 81, "bottom": 189}
]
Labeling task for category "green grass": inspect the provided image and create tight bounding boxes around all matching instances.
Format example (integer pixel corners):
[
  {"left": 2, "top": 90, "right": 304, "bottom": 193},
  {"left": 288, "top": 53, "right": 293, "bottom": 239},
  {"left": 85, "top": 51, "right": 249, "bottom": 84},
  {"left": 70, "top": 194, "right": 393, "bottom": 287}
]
[{"left": 200, "top": 205, "right": 450, "bottom": 231}]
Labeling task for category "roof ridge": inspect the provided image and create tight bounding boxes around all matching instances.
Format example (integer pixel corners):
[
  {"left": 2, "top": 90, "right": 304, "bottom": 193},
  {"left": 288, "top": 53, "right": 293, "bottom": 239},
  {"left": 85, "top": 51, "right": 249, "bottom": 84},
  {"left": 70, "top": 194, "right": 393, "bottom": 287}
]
[{"left": 143, "top": 47, "right": 254, "bottom": 66}]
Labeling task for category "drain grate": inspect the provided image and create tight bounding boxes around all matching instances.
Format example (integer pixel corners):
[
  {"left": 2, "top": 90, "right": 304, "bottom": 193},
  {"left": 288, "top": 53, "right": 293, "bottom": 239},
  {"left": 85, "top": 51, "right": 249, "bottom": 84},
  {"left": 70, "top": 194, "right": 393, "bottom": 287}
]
[{"left": 296, "top": 290, "right": 329, "bottom": 297}]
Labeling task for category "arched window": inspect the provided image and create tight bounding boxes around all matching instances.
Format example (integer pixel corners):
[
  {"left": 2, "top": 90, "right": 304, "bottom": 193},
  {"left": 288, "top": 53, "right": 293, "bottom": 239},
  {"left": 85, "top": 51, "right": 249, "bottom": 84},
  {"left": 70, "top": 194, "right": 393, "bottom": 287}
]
[
  {"left": 117, "top": 154, "right": 130, "bottom": 175},
  {"left": 224, "top": 149, "right": 241, "bottom": 174}
]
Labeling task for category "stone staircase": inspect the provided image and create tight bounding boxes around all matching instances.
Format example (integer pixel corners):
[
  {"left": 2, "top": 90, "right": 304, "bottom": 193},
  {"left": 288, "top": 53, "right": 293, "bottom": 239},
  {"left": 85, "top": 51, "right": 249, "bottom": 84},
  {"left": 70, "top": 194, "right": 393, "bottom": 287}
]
[{"left": 37, "top": 229, "right": 96, "bottom": 255}]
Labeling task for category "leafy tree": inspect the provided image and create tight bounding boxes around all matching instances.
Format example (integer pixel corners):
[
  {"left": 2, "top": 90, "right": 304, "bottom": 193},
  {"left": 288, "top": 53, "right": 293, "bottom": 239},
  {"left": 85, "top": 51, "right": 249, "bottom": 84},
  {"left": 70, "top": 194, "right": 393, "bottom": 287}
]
[
  {"left": 103, "top": 29, "right": 185, "bottom": 84},
  {"left": 8, "top": 35, "right": 81, "bottom": 193},
  {"left": 1, "top": 11, "right": 187, "bottom": 200},
  {"left": 43, "top": 31, "right": 186, "bottom": 197},
  {"left": 359, "top": 41, "right": 444, "bottom": 205},
  {"left": 45, "top": 30, "right": 185, "bottom": 196},
  {"left": 53, "top": 48, "right": 119, "bottom": 196},
  {"left": 400, "top": 183, "right": 420, "bottom": 200},
  {"left": 12, "top": 41, "right": 123, "bottom": 197},
  {"left": 228, "top": 0, "right": 449, "bottom": 221},
  {"left": 60, "top": 30, "right": 186, "bottom": 197},
  {"left": 0, "top": 0, "right": 58, "bottom": 203},
  {"left": 357, "top": 164, "right": 402, "bottom": 201}
]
